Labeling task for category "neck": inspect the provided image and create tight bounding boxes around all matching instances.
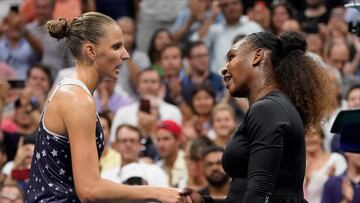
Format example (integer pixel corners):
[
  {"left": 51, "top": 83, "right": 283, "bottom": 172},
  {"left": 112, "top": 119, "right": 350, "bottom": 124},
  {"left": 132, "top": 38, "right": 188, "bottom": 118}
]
[
  {"left": 165, "top": 150, "right": 179, "bottom": 168},
  {"left": 190, "top": 69, "right": 209, "bottom": 82},
  {"left": 248, "top": 83, "right": 278, "bottom": 105},
  {"left": 7, "top": 37, "right": 20, "bottom": 48},
  {"left": 121, "top": 158, "right": 138, "bottom": 167},
  {"left": 215, "top": 136, "right": 229, "bottom": 148},
  {"left": 226, "top": 18, "right": 240, "bottom": 26},
  {"left": 188, "top": 175, "right": 208, "bottom": 188},
  {"left": 74, "top": 62, "right": 102, "bottom": 95},
  {"left": 348, "top": 165, "right": 360, "bottom": 182},
  {"left": 208, "top": 183, "right": 229, "bottom": 197},
  {"left": 307, "top": 148, "right": 326, "bottom": 159}
]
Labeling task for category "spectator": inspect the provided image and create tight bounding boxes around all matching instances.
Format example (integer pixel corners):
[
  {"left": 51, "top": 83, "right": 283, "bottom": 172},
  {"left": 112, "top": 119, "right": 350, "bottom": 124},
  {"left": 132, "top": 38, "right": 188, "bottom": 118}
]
[
  {"left": 154, "top": 120, "right": 187, "bottom": 188},
  {"left": 306, "top": 33, "right": 324, "bottom": 57},
  {"left": 25, "top": 64, "right": 52, "bottom": 109},
  {"left": 281, "top": 19, "right": 301, "bottom": 32},
  {"left": 208, "top": 103, "right": 236, "bottom": 148},
  {"left": 191, "top": 0, "right": 263, "bottom": 73},
  {"left": 0, "top": 183, "right": 23, "bottom": 203},
  {"left": 248, "top": 1, "right": 271, "bottom": 31},
  {"left": 183, "top": 137, "right": 214, "bottom": 191},
  {"left": 116, "top": 17, "right": 151, "bottom": 97},
  {"left": 171, "top": 0, "right": 223, "bottom": 46},
  {"left": 0, "top": 144, "right": 7, "bottom": 187},
  {"left": 198, "top": 145, "right": 229, "bottom": 199},
  {"left": 181, "top": 41, "right": 224, "bottom": 105},
  {"left": 298, "top": 0, "right": 330, "bottom": 33},
  {"left": 94, "top": 78, "right": 133, "bottom": 120},
  {"left": 148, "top": 28, "right": 173, "bottom": 74},
  {"left": 0, "top": 12, "right": 41, "bottom": 79},
  {"left": 321, "top": 152, "right": 360, "bottom": 203},
  {"left": 26, "top": 0, "right": 73, "bottom": 77},
  {"left": 305, "top": 125, "right": 347, "bottom": 203},
  {"left": 98, "top": 112, "right": 121, "bottom": 173},
  {"left": 136, "top": 0, "right": 187, "bottom": 52},
  {"left": 110, "top": 68, "right": 182, "bottom": 143},
  {"left": 102, "top": 124, "right": 168, "bottom": 187},
  {"left": 270, "top": 2, "right": 296, "bottom": 35}
]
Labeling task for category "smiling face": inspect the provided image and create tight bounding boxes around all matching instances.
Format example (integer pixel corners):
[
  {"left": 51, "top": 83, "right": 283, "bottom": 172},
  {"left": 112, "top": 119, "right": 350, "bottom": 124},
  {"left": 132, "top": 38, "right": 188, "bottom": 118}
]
[
  {"left": 93, "top": 23, "right": 129, "bottom": 80},
  {"left": 221, "top": 39, "right": 256, "bottom": 98}
]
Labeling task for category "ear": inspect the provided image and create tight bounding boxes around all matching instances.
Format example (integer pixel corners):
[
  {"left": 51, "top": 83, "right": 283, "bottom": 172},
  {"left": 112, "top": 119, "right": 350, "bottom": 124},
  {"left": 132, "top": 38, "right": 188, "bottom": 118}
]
[
  {"left": 84, "top": 42, "right": 97, "bottom": 61},
  {"left": 252, "top": 48, "right": 264, "bottom": 67}
]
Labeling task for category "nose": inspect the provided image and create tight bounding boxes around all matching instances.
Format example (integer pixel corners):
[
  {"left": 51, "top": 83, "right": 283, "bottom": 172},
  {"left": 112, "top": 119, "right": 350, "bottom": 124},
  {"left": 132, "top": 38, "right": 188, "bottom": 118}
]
[
  {"left": 122, "top": 47, "right": 130, "bottom": 60},
  {"left": 221, "top": 64, "right": 229, "bottom": 76}
]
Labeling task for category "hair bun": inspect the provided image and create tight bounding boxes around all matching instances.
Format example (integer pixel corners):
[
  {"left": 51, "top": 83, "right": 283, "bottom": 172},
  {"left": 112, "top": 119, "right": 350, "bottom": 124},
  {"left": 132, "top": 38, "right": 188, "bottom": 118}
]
[
  {"left": 279, "top": 31, "right": 307, "bottom": 54},
  {"left": 46, "top": 18, "right": 70, "bottom": 40}
]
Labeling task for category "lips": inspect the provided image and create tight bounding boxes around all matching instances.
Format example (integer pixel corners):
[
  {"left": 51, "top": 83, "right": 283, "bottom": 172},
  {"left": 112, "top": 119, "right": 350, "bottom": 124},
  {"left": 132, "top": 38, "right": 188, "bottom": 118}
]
[{"left": 223, "top": 75, "right": 232, "bottom": 83}]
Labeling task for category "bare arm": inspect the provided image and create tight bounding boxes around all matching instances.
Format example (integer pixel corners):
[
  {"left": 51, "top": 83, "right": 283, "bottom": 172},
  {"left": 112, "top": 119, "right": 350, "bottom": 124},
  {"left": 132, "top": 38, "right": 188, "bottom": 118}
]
[
  {"left": 60, "top": 89, "right": 182, "bottom": 203},
  {"left": 197, "top": 1, "right": 220, "bottom": 39}
]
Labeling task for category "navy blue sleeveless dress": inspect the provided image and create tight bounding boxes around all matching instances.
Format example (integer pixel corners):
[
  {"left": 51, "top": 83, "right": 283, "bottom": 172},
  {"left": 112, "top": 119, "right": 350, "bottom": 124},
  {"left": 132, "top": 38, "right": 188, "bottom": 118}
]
[{"left": 24, "top": 78, "right": 105, "bottom": 203}]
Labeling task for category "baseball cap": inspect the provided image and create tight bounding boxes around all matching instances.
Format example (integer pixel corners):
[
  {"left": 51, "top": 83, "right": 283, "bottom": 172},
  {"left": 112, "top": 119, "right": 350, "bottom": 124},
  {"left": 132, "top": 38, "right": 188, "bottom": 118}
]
[{"left": 157, "top": 120, "right": 182, "bottom": 138}]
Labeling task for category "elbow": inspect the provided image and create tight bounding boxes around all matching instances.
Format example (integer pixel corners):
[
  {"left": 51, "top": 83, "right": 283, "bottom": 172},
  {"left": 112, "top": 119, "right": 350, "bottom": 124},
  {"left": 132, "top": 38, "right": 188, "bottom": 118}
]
[{"left": 76, "top": 185, "right": 100, "bottom": 203}]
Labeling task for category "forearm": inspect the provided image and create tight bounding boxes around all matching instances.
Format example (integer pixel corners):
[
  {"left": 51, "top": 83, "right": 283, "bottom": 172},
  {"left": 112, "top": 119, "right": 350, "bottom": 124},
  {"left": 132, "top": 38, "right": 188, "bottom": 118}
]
[
  {"left": 173, "top": 17, "right": 195, "bottom": 42},
  {"left": 24, "top": 30, "right": 43, "bottom": 58},
  {"left": 127, "top": 59, "right": 140, "bottom": 89},
  {"left": 198, "top": 15, "right": 216, "bottom": 39},
  {"left": 78, "top": 178, "right": 160, "bottom": 202}
]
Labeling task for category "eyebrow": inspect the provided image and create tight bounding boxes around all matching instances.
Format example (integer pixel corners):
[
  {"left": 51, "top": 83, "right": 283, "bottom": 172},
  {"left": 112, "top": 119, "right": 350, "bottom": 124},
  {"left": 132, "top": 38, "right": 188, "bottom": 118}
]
[
  {"left": 112, "top": 41, "right": 123, "bottom": 48},
  {"left": 226, "top": 49, "right": 236, "bottom": 60}
]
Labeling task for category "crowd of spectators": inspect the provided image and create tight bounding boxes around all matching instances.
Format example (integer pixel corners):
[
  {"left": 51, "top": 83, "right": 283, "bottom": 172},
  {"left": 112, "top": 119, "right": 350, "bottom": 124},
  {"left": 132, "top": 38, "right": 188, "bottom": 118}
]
[{"left": 0, "top": 0, "right": 360, "bottom": 202}]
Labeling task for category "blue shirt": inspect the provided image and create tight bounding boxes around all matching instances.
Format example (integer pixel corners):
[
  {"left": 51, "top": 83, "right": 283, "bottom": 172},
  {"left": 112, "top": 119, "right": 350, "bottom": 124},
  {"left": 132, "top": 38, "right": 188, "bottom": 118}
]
[
  {"left": 321, "top": 172, "right": 360, "bottom": 203},
  {"left": 0, "top": 37, "right": 38, "bottom": 79}
]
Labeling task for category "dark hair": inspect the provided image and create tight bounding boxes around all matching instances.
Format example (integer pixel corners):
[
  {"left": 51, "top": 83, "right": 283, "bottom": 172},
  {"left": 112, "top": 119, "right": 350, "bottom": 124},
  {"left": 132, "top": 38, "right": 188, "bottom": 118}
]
[
  {"left": 202, "top": 145, "right": 224, "bottom": 158},
  {"left": 147, "top": 28, "right": 173, "bottom": 64},
  {"left": 137, "top": 67, "right": 163, "bottom": 85},
  {"left": 246, "top": 31, "right": 335, "bottom": 129},
  {"left": 184, "top": 41, "right": 206, "bottom": 58},
  {"left": 345, "top": 83, "right": 360, "bottom": 101},
  {"left": 270, "top": 2, "right": 296, "bottom": 34},
  {"left": 98, "top": 112, "right": 112, "bottom": 128},
  {"left": 115, "top": 124, "right": 141, "bottom": 141},
  {"left": 190, "top": 84, "right": 216, "bottom": 114},
  {"left": 26, "top": 64, "right": 53, "bottom": 87},
  {"left": 159, "top": 43, "right": 183, "bottom": 59},
  {"left": 46, "top": 12, "right": 115, "bottom": 60},
  {"left": 188, "top": 137, "right": 214, "bottom": 161}
]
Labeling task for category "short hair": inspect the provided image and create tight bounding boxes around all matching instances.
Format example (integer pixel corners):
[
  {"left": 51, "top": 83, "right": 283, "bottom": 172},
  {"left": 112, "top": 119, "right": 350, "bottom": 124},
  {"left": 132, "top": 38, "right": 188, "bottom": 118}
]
[
  {"left": 137, "top": 67, "right": 164, "bottom": 84},
  {"left": 184, "top": 41, "right": 206, "bottom": 58},
  {"left": 98, "top": 112, "right": 112, "bottom": 128},
  {"left": 345, "top": 83, "right": 360, "bottom": 101},
  {"left": 188, "top": 137, "right": 214, "bottom": 161},
  {"left": 211, "top": 103, "right": 236, "bottom": 123},
  {"left": 26, "top": 64, "right": 53, "bottom": 86},
  {"left": 115, "top": 124, "right": 141, "bottom": 141},
  {"left": 202, "top": 145, "right": 224, "bottom": 158},
  {"left": 159, "top": 43, "right": 183, "bottom": 59}
]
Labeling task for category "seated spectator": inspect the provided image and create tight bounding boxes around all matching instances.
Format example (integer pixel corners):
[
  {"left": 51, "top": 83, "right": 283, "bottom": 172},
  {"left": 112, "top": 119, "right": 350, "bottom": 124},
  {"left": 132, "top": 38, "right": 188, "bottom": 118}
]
[
  {"left": 0, "top": 183, "right": 23, "bottom": 203},
  {"left": 154, "top": 120, "right": 187, "bottom": 188},
  {"left": 116, "top": 17, "right": 151, "bottom": 97},
  {"left": 110, "top": 68, "right": 182, "bottom": 143},
  {"left": 181, "top": 41, "right": 224, "bottom": 105},
  {"left": 98, "top": 112, "right": 121, "bottom": 173},
  {"left": 306, "top": 33, "right": 324, "bottom": 57},
  {"left": 183, "top": 136, "right": 214, "bottom": 191},
  {"left": 247, "top": 1, "right": 271, "bottom": 31},
  {"left": 148, "top": 28, "right": 173, "bottom": 74},
  {"left": 199, "top": 145, "right": 229, "bottom": 199},
  {"left": 208, "top": 103, "right": 236, "bottom": 148},
  {"left": 25, "top": 64, "right": 52, "bottom": 109},
  {"left": 2, "top": 134, "right": 36, "bottom": 190},
  {"left": 305, "top": 125, "right": 347, "bottom": 203},
  {"left": 94, "top": 78, "right": 133, "bottom": 120},
  {"left": 281, "top": 19, "right": 301, "bottom": 33},
  {"left": 102, "top": 124, "right": 168, "bottom": 187},
  {"left": 321, "top": 152, "right": 360, "bottom": 203},
  {"left": 269, "top": 2, "right": 296, "bottom": 35}
]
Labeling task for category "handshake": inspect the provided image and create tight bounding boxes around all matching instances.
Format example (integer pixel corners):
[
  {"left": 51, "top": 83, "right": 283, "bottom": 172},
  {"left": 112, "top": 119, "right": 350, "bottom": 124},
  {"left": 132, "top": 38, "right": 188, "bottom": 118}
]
[{"left": 157, "top": 187, "right": 221, "bottom": 203}]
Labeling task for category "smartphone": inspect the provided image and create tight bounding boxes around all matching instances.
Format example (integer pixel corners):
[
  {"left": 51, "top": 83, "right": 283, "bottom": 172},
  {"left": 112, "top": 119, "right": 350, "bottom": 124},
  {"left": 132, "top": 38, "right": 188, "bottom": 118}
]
[
  {"left": 8, "top": 80, "right": 25, "bottom": 89},
  {"left": 139, "top": 99, "right": 151, "bottom": 114},
  {"left": 10, "top": 5, "right": 19, "bottom": 13}
]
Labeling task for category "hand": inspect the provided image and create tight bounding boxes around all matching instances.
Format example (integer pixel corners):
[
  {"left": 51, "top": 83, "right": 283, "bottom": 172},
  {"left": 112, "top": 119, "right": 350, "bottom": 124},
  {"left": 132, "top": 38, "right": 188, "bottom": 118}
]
[
  {"left": 180, "top": 187, "right": 204, "bottom": 203},
  {"left": 156, "top": 187, "right": 192, "bottom": 203},
  {"left": 327, "top": 164, "right": 336, "bottom": 177},
  {"left": 210, "top": 0, "right": 221, "bottom": 19},
  {"left": 137, "top": 111, "right": 157, "bottom": 135},
  {"left": 169, "top": 77, "right": 182, "bottom": 100}
]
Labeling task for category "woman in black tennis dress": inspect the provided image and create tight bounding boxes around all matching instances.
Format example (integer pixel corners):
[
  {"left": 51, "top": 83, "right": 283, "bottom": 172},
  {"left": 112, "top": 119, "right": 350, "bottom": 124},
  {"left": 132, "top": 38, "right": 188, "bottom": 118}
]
[{"left": 183, "top": 32, "right": 335, "bottom": 203}]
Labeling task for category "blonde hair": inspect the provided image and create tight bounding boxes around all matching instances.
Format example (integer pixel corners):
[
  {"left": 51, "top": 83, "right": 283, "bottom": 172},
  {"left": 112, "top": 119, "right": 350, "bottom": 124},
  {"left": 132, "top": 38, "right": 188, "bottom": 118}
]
[
  {"left": 46, "top": 12, "right": 115, "bottom": 60},
  {"left": 211, "top": 103, "right": 236, "bottom": 124}
]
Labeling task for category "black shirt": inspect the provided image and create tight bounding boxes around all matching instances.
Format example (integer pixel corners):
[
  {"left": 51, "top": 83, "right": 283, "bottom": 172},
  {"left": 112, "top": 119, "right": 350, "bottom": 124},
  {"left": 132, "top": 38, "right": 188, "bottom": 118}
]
[{"left": 221, "top": 91, "right": 308, "bottom": 203}]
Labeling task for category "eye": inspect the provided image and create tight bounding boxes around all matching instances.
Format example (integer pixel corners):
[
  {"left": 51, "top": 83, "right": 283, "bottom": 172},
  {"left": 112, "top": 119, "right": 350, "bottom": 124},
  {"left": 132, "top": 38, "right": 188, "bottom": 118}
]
[
  {"left": 112, "top": 42, "right": 122, "bottom": 50},
  {"left": 227, "top": 54, "right": 235, "bottom": 61}
]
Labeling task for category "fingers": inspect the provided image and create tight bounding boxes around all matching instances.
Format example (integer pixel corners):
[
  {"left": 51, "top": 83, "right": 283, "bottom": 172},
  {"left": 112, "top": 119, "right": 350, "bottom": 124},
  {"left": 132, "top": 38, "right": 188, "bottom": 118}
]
[{"left": 185, "top": 195, "right": 193, "bottom": 203}]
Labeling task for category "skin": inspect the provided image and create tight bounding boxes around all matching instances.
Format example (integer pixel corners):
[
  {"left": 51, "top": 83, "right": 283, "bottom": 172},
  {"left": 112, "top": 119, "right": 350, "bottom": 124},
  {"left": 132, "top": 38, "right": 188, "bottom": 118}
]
[
  {"left": 26, "top": 67, "right": 51, "bottom": 95},
  {"left": 41, "top": 21, "right": 187, "bottom": 203},
  {"left": 213, "top": 110, "right": 236, "bottom": 139},
  {"left": 114, "top": 127, "right": 141, "bottom": 166},
  {"left": 347, "top": 88, "right": 360, "bottom": 109},
  {"left": 188, "top": 44, "right": 209, "bottom": 76}
]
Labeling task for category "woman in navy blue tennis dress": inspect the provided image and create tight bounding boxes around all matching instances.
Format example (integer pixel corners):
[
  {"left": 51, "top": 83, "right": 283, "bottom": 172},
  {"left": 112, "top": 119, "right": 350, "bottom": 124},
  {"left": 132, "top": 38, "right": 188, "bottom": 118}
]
[{"left": 25, "top": 12, "right": 189, "bottom": 203}]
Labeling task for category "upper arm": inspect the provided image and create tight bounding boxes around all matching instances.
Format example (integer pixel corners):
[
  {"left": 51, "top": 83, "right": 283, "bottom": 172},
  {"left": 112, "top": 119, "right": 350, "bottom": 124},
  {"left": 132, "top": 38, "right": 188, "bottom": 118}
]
[
  {"left": 243, "top": 101, "right": 289, "bottom": 202},
  {"left": 60, "top": 91, "right": 100, "bottom": 192}
]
